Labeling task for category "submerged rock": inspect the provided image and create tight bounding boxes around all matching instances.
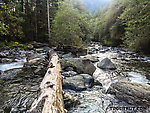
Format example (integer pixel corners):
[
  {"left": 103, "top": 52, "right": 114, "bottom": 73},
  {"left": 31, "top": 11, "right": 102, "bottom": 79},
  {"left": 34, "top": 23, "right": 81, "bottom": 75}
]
[
  {"left": 107, "top": 81, "right": 150, "bottom": 106},
  {"left": 97, "top": 58, "right": 116, "bottom": 70}
]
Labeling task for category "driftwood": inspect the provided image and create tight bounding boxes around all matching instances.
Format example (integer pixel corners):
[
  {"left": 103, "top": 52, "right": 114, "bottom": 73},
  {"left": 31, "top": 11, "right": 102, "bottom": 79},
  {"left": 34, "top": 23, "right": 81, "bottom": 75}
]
[{"left": 28, "top": 50, "right": 65, "bottom": 113}]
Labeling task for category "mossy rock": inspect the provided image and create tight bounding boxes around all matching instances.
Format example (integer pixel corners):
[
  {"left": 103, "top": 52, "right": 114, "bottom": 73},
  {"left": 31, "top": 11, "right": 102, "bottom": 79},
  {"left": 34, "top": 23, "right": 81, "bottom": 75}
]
[{"left": 107, "top": 81, "right": 150, "bottom": 106}]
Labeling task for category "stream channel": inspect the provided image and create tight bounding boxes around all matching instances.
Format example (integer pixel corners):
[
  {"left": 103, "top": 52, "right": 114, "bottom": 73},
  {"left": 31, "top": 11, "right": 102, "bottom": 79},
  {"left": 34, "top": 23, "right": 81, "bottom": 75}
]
[{"left": 0, "top": 42, "right": 150, "bottom": 113}]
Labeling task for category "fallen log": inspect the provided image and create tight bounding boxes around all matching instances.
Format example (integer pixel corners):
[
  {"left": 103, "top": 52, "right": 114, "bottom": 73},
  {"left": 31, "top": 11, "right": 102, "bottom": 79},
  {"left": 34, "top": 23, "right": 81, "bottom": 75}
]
[{"left": 28, "top": 50, "right": 65, "bottom": 113}]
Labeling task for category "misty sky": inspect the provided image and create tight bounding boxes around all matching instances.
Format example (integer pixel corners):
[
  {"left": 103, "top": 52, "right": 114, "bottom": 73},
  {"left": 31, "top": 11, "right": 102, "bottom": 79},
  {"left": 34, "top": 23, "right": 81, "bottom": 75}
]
[{"left": 82, "top": 0, "right": 112, "bottom": 14}]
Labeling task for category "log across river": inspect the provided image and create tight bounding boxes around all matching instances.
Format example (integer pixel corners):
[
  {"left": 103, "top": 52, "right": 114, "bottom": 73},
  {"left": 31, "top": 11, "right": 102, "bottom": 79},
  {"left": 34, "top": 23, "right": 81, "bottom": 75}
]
[{"left": 28, "top": 50, "right": 65, "bottom": 113}]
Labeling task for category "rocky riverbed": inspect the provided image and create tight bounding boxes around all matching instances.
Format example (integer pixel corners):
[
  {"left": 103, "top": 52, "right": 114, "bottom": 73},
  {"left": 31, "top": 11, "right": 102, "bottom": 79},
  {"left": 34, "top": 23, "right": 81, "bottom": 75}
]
[{"left": 0, "top": 42, "right": 150, "bottom": 113}]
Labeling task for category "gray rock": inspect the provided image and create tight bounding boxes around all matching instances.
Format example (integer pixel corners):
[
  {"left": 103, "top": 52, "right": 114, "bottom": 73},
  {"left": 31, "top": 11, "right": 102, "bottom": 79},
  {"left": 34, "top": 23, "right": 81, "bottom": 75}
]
[
  {"left": 25, "top": 57, "right": 45, "bottom": 66},
  {"left": 97, "top": 58, "right": 116, "bottom": 70},
  {"left": 61, "top": 58, "right": 96, "bottom": 75},
  {"left": 80, "top": 74, "right": 94, "bottom": 88},
  {"left": 34, "top": 66, "right": 46, "bottom": 76},
  {"left": 63, "top": 92, "right": 80, "bottom": 109},
  {"left": 25, "top": 53, "right": 48, "bottom": 67},
  {"left": 0, "top": 52, "right": 9, "bottom": 58},
  {"left": 87, "top": 47, "right": 96, "bottom": 54},
  {"left": 81, "top": 55, "right": 99, "bottom": 62},
  {"left": 0, "top": 58, "right": 13, "bottom": 63},
  {"left": 63, "top": 74, "right": 95, "bottom": 91},
  {"left": 62, "top": 71, "right": 77, "bottom": 77},
  {"left": 65, "top": 67, "right": 74, "bottom": 71},
  {"left": 107, "top": 81, "right": 150, "bottom": 106},
  {"left": 63, "top": 75, "right": 86, "bottom": 91},
  {"left": 62, "top": 53, "right": 73, "bottom": 58},
  {"left": 0, "top": 70, "right": 4, "bottom": 75}
]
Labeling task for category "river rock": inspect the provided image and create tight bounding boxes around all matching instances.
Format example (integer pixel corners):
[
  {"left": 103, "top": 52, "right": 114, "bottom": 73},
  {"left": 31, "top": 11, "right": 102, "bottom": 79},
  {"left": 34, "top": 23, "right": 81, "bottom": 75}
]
[
  {"left": 80, "top": 74, "right": 94, "bottom": 88},
  {"left": 62, "top": 71, "right": 77, "bottom": 77},
  {"left": 34, "top": 66, "right": 47, "bottom": 76},
  {"left": 25, "top": 53, "right": 48, "bottom": 67},
  {"left": 80, "top": 55, "right": 99, "bottom": 62},
  {"left": 87, "top": 47, "right": 96, "bottom": 54},
  {"left": 35, "top": 46, "right": 50, "bottom": 54},
  {"left": 0, "top": 58, "right": 13, "bottom": 63},
  {"left": 107, "top": 81, "right": 150, "bottom": 106},
  {"left": 63, "top": 92, "right": 80, "bottom": 109},
  {"left": 61, "top": 53, "right": 73, "bottom": 58},
  {"left": 63, "top": 74, "right": 95, "bottom": 91},
  {"left": 63, "top": 75, "right": 86, "bottom": 91},
  {"left": 31, "top": 42, "right": 49, "bottom": 48},
  {"left": 0, "top": 52, "right": 9, "bottom": 58},
  {"left": 97, "top": 58, "right": 116, "bottom": 70},
  {"left": 61, "top": 58, "right": 96, "bottom": 75}
]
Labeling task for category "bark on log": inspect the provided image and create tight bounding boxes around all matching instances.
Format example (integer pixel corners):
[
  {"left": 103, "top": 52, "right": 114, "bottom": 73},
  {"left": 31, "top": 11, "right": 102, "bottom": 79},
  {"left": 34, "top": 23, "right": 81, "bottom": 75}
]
[{"left": 28, "top": 50, "right": 65, "bottom": 113}]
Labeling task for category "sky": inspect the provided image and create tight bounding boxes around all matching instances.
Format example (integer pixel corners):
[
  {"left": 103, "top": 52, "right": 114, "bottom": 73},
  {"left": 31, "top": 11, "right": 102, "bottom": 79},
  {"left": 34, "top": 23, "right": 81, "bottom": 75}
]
[{"left": 82, "top": 0, "right": 112, "bottom": 14}]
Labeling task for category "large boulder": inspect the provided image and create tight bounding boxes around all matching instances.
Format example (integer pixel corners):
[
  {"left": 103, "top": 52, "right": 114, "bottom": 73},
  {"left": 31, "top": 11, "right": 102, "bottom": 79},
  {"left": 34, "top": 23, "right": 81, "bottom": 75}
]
[
  {"left": 63, "top": 75, "right": 86, "bottom": 91},
  {"left": 63, "top": 74, "right": 95, "bottom": 91},
  {"left": 97, "top": 58, "right": 116, "bottom": 70},
  {"left": 60, "top": 58, "right": 96, "bottom": 75},
  {"left": 107, "top": 81, "right": 150, "bottom": 106}
]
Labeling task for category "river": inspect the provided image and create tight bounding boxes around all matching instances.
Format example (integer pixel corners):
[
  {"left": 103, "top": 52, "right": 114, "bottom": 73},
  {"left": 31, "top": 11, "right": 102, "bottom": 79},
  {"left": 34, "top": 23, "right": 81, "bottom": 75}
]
[{"left": 0, "top": 43, "right": 150, "bottom": 113}]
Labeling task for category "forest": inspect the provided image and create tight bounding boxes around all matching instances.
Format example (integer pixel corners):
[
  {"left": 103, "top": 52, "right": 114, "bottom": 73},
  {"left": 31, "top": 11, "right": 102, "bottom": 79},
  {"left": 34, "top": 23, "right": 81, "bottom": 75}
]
[
  {"left": 0, "top": 0, "right": 150, "bottom": 113},
  {"left": 0, "top": 0, "right": 150, "bottom": 54}
]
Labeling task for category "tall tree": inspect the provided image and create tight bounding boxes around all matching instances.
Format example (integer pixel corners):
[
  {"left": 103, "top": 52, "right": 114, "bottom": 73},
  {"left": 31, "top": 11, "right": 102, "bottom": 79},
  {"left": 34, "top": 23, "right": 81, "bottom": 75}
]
[{"left": 47, "top": 0, "right": 50, "bottom": 38}]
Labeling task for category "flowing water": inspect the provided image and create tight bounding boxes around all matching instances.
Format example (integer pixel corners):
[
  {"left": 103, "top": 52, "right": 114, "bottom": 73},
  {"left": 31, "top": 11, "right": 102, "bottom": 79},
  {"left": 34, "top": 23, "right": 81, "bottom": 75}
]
[
  {"left": 0, "top": 58, "right": 26, "bottom": 71},
  {"left": 68, "top": 43, "right": 150, "bottom": 113},
  {"left": 0, "top": 44, "right": 150, "bottom": 113}
]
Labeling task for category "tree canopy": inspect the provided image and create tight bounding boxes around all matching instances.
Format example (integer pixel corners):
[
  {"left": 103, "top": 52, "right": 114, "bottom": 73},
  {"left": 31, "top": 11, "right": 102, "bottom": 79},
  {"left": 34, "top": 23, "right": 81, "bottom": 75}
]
[{"left": 0, "top": 0, "right": 150, "bottom": 54}]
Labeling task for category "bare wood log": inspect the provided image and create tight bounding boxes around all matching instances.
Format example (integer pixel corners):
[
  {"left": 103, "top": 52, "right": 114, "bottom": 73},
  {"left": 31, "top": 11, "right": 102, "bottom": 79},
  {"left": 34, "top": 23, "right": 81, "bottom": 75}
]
[{"left": 28, "top": 50, "right": 65, "bottom": 113}]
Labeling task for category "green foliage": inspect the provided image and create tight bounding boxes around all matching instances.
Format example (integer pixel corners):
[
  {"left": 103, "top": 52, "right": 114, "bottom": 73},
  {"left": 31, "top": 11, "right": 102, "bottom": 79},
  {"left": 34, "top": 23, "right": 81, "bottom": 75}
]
[
  {"left": 51, "top": 0, "right": 91, "bottom": 47},
  {"left": 0, "top": 0, "right": 23, "bottom": 41},
  {"left": 0, "top": 41, "right": 26, "bottom": 49},
  {"left": 119, "top": 0, "right": 150, "bottom": 53},
  {"left": 91, "top": 0, "right": 150, "bottom": 54},
  {"left": 0, "top": 2, "right": 8, "bottom": 35},
  {"left": 92, "top": 0, "right": 125, "bottom": 46}
]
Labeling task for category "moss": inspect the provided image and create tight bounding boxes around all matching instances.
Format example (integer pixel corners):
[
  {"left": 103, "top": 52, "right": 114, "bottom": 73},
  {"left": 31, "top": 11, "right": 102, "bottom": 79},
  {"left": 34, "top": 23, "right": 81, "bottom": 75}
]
[
  {"left": 60, "top": 59, "right": 76, "bottom": 69},
  {"left": 27, "top": 44, "right": 33, "bottom": 49},
  {"left": 0, "top": 41, "right": 26, "bottom": 49}
]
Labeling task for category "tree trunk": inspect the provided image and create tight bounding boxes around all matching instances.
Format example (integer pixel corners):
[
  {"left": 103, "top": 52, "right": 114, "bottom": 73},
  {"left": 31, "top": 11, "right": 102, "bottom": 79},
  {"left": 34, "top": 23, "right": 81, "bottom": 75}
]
[
  {"left": 28, "top": 50, "right": 65, "bottom": 113},
  {"left": 47, "top": 0, "right": 51, "bottom": 38}
]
